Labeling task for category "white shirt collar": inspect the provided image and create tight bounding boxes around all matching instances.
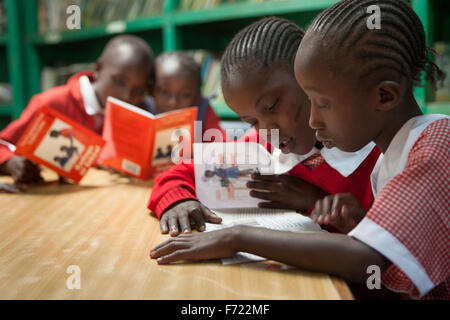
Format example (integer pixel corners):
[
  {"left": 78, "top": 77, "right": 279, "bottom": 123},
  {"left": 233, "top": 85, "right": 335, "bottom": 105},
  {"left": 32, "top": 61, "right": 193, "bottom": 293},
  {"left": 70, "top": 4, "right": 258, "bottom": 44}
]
[
  {"left": 272, "top": 141, "right": 378, "bottom": 177},
  {"left": 272, "top": 147, "right": 318, "bottom": 174},
  {"left": 321, "top": 142, "right": 378, "bottom": 177},
  {"left": 79, "top": 75, "right": 103, "bottom": 115}
]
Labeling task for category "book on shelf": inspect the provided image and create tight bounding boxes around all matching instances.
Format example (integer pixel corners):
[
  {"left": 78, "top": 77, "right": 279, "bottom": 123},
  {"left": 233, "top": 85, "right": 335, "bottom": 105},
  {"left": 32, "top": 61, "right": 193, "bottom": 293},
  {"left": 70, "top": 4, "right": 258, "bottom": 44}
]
[
  {"left": 188, "top": 49, "right": 238, "bottom": 118},
  {"left": 435, "top": 42, "right": 450, "bottom": 102},
  {"left": 188, "top": 50, "right": 222, "bottom": 99},
  {"left": 0, "top": 1, "right": 6, "bottom": 35},
  {"left": 41, "top": 63, "right": 95, "bottom": 91},
  {"left": 39, "top": 0, "right": 164, "bottom": 34},
  {"left": 193, "top": 141, "right": 322, "bottom": 264},
  {"left": 178, "top": 0, "right": 286, "bottom": 11},
  {"left": 14, "top": 106, "right": 105, "bottom": 183},
  {"left": 98, "top": 96, "right": 198, "bottom": 180},
  {"left": 0, "top": 83, "right": 12, "bottom": 104}
]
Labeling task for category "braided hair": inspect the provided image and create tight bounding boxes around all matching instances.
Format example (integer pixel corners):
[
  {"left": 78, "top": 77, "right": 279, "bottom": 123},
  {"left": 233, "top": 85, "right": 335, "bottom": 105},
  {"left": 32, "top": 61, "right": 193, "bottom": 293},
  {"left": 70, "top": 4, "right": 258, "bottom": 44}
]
[
  {"left": 221, "top": 17, "right": 305, "bottom": 85},
  {"left": 307, "top": 0, "right": 445, "bottom": 89}
]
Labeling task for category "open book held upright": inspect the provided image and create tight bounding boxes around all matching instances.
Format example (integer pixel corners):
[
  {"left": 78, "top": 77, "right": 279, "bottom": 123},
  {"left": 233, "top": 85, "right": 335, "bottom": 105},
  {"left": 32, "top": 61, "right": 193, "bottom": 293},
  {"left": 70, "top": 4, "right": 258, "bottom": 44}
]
[
  {"left": 14, "top": 106, "right": 105, "bottom": 183},
  {"left": 99, "top": 97, "right": 198, "bottom": 180},
  {"left": 193, "top": 142, "right": 322, "bottom": 264},
  {"left": 194, "top": 143, "right": 321, "bottom": 224}
]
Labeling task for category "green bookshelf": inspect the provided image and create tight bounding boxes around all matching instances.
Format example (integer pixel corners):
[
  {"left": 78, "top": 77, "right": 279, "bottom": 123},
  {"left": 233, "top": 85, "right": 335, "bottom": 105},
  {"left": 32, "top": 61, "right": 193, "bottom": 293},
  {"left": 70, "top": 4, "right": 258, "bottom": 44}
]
[
  {"left": 0, "top": 0, "right": 449, "bottom": 130},
  {"left": 0, "top": 0, "right": 27, "bottom": 123}
]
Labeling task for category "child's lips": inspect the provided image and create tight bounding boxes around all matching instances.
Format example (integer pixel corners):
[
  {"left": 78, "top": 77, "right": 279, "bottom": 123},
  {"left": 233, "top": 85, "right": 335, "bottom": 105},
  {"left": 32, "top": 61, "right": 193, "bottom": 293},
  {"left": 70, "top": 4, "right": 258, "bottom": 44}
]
[
  {"left": 322, "top": 140, "right": 334, "bottom": 148},
  {"left": 279, "top": 137, "right": 293, "bottom": 153},
  {"left": 316, "top": 132, "right": 334, "bottom": 148}
]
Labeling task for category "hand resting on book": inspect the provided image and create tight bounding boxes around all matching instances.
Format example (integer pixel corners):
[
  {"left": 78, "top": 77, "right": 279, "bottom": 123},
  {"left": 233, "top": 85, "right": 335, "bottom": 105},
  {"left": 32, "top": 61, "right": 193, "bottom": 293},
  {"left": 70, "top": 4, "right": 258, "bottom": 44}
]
[
  {"left": 160, "top": 200, "right": 222, "bottom": 237},
  {"left": 247, "top": 172, "right": 326, "bottom": 212}
]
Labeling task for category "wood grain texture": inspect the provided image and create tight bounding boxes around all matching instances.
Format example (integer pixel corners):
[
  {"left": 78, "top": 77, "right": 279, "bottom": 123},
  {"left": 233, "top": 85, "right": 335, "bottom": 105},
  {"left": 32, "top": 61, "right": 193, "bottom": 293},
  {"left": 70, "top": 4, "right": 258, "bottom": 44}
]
[{"left": 0, "top": 168, "right": 353, "bottom": 300}]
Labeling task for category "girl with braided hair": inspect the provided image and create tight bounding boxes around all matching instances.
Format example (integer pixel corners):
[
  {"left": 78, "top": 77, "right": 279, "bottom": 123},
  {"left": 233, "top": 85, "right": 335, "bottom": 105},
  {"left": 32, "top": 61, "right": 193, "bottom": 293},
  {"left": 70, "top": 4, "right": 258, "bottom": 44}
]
[{"left": 295, "top": 0, "right": 449, "bottom": 299}]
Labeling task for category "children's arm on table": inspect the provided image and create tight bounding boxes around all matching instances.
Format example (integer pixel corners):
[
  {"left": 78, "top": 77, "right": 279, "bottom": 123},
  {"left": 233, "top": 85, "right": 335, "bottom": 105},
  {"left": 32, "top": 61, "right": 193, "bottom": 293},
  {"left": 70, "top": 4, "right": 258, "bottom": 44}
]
[
  {"left": 0, "top": 183, "right": 27, "bottom": 193},
  {"left": 150, "top": 225, "right": 389, "bottom": 284},
  {"left": 0, "top": 96, "right": 46, "bottom": 183},
  {"left": 148, "top": 160, "right": 221, "bottom": 236}
]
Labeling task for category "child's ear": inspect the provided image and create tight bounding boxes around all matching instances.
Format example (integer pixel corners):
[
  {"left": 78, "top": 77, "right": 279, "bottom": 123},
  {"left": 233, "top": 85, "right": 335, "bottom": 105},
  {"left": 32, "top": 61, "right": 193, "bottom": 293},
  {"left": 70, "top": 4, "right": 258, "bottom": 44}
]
[
  {"left": 93, "top": 60, "right": 103, "bottom": 80},
  {"left": 375, "top": 81, "right": 402, "bottom": 111}
]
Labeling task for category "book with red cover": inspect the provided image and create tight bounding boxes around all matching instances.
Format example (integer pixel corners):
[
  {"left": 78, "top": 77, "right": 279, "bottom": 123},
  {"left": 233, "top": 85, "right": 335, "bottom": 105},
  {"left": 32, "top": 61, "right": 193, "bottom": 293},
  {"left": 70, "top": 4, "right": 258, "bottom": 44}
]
[
  {"left": 14, "top": 106, "right": 106, "bottom": 183},
  {"left": 99, "top": 97, "right": 198, "bottom": 180}
]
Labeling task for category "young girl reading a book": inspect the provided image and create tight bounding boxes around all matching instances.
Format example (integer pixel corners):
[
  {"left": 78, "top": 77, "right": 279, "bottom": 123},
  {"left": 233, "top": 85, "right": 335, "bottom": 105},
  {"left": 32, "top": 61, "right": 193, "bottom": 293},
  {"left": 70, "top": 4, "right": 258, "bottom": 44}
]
[
  {"left": 151, "top": 0, "right": 449, "bottom": 299},
  {"left": 146, "top": 51, "right": 227, "bottom": 140},
  {"left": 0, "top": 35, "right": 155, "bottom": 187},
  {"left": 148, "top": 17, "right": 381, "bottom": 236}
]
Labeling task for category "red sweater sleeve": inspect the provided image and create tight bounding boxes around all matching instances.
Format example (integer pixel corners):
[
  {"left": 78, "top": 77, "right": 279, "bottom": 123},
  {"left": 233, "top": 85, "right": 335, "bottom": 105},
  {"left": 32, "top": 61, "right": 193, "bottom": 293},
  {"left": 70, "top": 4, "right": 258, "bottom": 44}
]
[
  {"left": 147, "top": 160, "right": 198, "bottom": 219},
  {"left": 148, "top": 129, "right": 267, "bottom": 219},
  {"left": 0, "top": 95, "right": 46, "bottom": 165}
]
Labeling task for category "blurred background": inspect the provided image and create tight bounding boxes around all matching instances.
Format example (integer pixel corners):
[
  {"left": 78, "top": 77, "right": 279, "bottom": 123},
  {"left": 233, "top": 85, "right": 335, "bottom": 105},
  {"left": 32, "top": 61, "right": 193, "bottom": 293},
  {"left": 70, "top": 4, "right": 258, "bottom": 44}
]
[{"left": 0, "top": 0, "right": 449, "bottom": 131}]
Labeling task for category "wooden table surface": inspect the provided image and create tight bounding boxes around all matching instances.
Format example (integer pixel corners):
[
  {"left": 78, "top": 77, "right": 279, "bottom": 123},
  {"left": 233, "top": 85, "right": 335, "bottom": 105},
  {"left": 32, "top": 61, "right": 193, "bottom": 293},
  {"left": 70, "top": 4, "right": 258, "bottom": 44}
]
[{"left": 0, "top": 168, "right": 353, "bottom": 300}]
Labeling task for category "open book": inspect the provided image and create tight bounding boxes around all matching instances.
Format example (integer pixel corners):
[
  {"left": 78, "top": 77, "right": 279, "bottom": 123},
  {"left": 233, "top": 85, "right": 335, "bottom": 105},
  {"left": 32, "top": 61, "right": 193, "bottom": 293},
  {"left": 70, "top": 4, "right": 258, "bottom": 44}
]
[
  {"left": 193, "top": 142, "right": 322, "bottom": 264},
  {"left": 14, "top": 106, "right": 105, "bottom": 183},
  {"left": 98, "top": 97, "right": 198, "bottom": 180}
]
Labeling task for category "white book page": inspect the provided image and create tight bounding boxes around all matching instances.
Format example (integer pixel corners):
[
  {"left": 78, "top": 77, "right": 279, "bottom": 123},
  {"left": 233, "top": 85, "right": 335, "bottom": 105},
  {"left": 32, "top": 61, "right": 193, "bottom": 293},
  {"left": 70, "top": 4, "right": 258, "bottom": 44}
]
[
  {"left": 204, "top": 208, "right": 322, "bottom": 265},
  {"left": 194, "top": 142, "right": 274, "bottom": 209},
  {"left": 107, "top": 96, "right": 156, "bottom": 119}
]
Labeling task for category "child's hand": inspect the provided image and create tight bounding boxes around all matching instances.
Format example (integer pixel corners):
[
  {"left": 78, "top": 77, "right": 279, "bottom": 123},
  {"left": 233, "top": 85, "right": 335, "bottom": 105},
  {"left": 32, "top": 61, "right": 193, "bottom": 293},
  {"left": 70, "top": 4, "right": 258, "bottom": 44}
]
[
  {"left": 310, "top": 193, "right": 366, "bottom": 233},
  {"left": 3, "top": 156, "right": 43, "bottom": 184},
  {"left": 160, "top": 200, "right": 222, "bottom": 237},
  {"left": 150, "top": 227, "right": 239, "bottom": 264},
  {"left": 247, "top": 173, "right": 327, "bottom": 212},
  {"left": 0, "top": 183, "right": 26, "bottom": 193}
]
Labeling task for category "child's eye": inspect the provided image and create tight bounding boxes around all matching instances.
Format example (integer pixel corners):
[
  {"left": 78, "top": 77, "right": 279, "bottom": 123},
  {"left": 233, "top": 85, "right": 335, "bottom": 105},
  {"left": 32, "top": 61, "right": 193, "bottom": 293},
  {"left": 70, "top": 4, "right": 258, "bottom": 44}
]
[
  {"left": 112, "top": 76, "right": 125, "bottom": 86},
  {"left": 245, "top": 119, "right": 258, "bottom": 127},
  {"left": 265, "top": 99, "right": 280, "bottom": 112}
]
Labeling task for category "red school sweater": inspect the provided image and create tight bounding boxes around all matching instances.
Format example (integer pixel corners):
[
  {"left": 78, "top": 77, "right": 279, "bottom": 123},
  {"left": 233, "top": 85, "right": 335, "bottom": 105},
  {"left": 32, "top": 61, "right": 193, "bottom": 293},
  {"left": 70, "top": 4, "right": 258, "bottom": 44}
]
[
  {"left": 148, "top": 130, "right": 381, "bottom": 219},
  {"left": 0, "top": 71, "right": 102, "bottom": 166}
]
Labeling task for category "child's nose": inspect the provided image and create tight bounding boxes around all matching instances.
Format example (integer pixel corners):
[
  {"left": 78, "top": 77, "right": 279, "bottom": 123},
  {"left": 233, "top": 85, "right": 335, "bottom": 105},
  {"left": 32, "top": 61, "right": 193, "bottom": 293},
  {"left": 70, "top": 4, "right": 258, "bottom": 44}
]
[
  {"left": 309, "top": 105, "right": 323, "bottom": 130},
  {"left": 261, "top": 119, "right": 278, "bottom": 132},
  {"left": 168, "top": 96, "right": 179, "bottom": 108},
  {"left": 120, "top": 88, "right": 133, "bottom": 104}
]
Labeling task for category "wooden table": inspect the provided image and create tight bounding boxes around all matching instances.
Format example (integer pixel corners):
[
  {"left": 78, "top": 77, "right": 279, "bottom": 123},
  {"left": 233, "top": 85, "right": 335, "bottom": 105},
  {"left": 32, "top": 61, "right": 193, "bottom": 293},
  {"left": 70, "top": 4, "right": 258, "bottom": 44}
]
[{"left": 0, "top": 168, "right": 353, "bottom": 299}]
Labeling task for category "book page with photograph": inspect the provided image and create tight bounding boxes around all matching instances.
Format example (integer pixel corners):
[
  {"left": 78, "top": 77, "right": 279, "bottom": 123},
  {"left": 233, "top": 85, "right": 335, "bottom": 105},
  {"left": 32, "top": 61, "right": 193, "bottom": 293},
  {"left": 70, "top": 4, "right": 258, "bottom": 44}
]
[
  {"left": 194, "top": 142, "right": 323, "bottom": 264},
  {"left": 194, "top": 142, "right": 275, "bottom": 209}
]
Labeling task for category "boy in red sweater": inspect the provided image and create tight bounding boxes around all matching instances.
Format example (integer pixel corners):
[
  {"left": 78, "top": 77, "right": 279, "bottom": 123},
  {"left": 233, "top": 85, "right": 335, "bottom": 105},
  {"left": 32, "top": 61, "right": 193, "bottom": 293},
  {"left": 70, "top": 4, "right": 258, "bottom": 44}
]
[
  {"left": 0, "top": 35, "right": 155, "bottom": 188},
  {"left": 146, "top": 51, "right": 227, "bottom": 141},
  {"left": 148, "top": 18, "right": 381, "bottom": 236}
]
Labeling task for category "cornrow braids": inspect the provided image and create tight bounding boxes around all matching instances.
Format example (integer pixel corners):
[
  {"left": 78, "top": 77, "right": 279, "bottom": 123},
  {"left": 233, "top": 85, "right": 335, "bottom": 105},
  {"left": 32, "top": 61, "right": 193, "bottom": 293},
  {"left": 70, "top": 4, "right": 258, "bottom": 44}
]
[
  {"left": 221, "top": 17, "right": 305, "bottom": 85},
  {"left": 308, "top": 0, "right": 445, "bottom": 89}
]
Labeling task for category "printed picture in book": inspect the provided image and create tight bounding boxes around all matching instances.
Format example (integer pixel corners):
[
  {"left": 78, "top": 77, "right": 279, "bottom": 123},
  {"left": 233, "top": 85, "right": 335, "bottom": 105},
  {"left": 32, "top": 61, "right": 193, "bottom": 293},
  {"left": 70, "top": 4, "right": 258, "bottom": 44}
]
[
  {"left": 152, "top": 126, "right": 191, "bottom": 166},
  {"left": 15, "top": 106, "right": 105, "bottom": 183},
  {"left": 201, "top": 151, "right": 258, "bottom": 202}
]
